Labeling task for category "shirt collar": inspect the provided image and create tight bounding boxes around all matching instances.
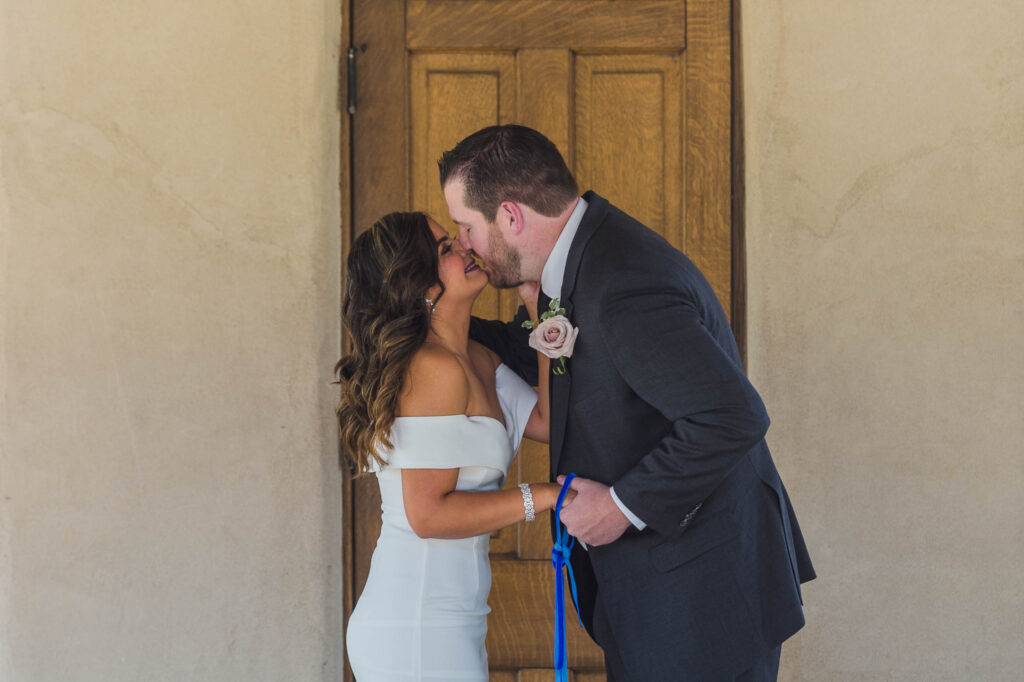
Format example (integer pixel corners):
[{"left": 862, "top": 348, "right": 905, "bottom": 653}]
[{"left": 540, "top": 196, "right": 588, "bottom": 301}]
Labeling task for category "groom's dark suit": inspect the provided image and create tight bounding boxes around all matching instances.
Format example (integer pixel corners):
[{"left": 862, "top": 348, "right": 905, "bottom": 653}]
[{"left": 471, "top": 192, "right": 815, "bottom": 681}]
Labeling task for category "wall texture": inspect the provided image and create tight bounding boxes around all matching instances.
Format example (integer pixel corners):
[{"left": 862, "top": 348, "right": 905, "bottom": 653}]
[
  {"left": 743, "top": 1, "right": 1024, "bottom": 679},
  {"left": 1, "top": 2, "right": 342, "bottom": 681}
]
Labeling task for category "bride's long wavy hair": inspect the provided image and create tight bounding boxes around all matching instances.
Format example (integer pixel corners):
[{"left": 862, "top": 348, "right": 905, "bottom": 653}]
[{"left": 335, "top": 212, "right": 445, "bottom": 473}]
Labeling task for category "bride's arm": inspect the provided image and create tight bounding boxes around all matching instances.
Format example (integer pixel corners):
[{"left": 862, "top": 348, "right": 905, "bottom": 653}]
[
  {"left": 402, "top": 468, "right": 564, "bottom": 539},
  {"left": 398, "top": 343, "right": 568, "bottom": 539},
  {"left": 519, "top": 283, "right": 551, "bottom": 444},
  {"left": 524, "top": 353, "right": 550, "bottom": 443}
]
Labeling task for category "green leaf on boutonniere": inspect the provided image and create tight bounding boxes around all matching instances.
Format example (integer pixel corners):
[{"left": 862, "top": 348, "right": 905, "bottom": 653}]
[
  {"left": 553, "top": 358, "right": 568, "bottom": 375},
  {"left": 538, "top": 298, "right": 566, "bottom": 322},
  {"left": 522, "top": 297, "right": 567, "bottom": 329}
]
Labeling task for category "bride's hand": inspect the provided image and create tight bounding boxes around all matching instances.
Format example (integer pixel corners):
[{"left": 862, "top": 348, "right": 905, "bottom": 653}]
[
  {"left": 517, "top": 281, "right": 541, "bottom": 319},
  {"left": 537, "top": 482, "right": 576, "bottom": 511}
]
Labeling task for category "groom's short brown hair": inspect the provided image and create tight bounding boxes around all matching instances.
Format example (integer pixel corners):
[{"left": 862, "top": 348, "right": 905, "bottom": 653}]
[{"left": 438, "top": 125, "right": 579, "bottom": 222}]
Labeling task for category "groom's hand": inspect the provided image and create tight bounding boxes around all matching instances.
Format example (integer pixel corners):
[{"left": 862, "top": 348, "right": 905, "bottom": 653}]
[{"left": 556, "top": 475, "right": 631, "bottom": 546}]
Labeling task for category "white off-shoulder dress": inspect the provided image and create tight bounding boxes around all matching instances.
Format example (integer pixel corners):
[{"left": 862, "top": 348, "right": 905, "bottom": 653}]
[{"left": 346, "top": 363, "right": 538, "bottom": 682}]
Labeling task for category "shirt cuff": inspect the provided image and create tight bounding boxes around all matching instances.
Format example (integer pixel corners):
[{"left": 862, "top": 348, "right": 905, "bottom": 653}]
[{"left": 609, "top": 486, "right": 647, "bottom": 530}]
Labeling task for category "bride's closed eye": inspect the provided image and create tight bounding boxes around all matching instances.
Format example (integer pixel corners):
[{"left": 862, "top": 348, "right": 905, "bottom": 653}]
[{"left": 441, "top": 239, "right": 454, "bottom": 255}]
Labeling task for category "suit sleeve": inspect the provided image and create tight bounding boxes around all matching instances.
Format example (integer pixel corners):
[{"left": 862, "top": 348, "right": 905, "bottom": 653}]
[
  {"left": 469, "top": 305, "right": 539, "bottom": 386},
  {"left": 599, "top": 283, "right": 770, "bottom": 538}
]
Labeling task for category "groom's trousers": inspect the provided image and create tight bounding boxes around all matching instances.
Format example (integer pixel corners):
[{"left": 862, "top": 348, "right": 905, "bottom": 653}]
[{"left": 593, "top": 592, "right": 782, "bottom": 682}]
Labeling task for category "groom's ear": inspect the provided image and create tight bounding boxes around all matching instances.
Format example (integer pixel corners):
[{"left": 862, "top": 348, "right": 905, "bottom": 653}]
[{"left": 500, "top": 201, "right": 525, "bottom": 237}]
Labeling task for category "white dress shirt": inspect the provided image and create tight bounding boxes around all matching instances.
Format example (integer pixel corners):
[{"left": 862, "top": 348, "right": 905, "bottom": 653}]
[{"left": 540, "top": 197, "right": 648, "bottom": 531}]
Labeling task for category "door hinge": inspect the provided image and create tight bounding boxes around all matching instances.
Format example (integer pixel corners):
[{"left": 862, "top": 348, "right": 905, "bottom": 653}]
[{"left": 346, "top": 47, "right": 357, "bottom": 115}]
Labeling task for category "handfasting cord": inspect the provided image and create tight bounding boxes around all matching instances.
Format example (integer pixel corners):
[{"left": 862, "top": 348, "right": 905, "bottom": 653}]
[{"left": 552, "top": 473, "right": 584, "bottom": 682}]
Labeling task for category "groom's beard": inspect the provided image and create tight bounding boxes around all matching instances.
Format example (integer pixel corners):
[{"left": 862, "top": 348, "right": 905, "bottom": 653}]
[{"left": 485, "top": 224, "right": 523, "bottom": 289}]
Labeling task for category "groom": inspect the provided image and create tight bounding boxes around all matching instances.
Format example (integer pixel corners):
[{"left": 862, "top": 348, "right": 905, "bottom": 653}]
[{"left": 445, "top": 125, "right": 815, "bottom": 681}]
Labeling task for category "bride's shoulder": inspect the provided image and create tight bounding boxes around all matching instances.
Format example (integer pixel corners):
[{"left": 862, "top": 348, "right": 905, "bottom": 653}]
[
  {"left": 400, "top": 343, "right": 470, "bottom": 416},
  {"left": 468, "top": 339, "right": 501, "bottom": 372}
]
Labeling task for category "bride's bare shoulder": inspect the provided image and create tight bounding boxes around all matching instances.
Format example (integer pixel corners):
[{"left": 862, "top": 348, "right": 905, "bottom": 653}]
[
  {"left": 468, "top": 339, "right": 501, "bottom": 372},
  {"left": 399, "top": 344, "right": 470, "bottom": 417}
]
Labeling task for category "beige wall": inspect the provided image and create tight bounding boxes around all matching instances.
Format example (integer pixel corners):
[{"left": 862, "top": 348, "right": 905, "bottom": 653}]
[
  {"left": 1, "top": 2, "right": 342, "bottom": 681},
  {"left": 743, "top": 1, "right": 1024, "bottom": 679}
]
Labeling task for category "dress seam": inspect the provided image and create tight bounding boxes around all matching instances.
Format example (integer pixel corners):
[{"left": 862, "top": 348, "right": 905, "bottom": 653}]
[{"left": 415, "top": 541, "right": 427, "bottom": 682}]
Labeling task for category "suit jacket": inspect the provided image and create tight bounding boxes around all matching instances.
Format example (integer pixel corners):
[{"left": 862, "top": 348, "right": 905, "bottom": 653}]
[{"left": 471, "top": 192, "right": 815, "bottom": 680}]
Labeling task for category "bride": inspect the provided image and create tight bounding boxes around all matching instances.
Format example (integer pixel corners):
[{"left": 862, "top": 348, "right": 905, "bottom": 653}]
[{"left": 336, "top": 211, "right": 572, "bottom": 681}]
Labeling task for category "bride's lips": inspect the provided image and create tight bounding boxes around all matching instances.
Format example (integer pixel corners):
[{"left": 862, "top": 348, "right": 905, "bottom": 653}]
[{"left": 464, "top": 256, "right": 484, "bottom": 274}]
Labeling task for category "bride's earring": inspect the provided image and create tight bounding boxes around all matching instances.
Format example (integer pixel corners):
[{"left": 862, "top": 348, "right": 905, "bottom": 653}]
[{"left": 424, "top": 297, "right": 435, "bottom": 313}]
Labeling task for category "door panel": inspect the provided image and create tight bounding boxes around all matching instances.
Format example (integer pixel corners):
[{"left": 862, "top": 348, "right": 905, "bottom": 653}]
[
  {"left": 347, "top": 2, "right": 732, "bottom": 680},
  {"left": 575, "top": 53, "right": 684, "bottom": 246},
  {"left": 487, "top": 559, "right": 605, "bottom": 669},
  {"left": 407, "top": 0, "right": 686, "bottom": 50},
  {"left": 410, "top": 52, "right": 520, "bottom": 326}
]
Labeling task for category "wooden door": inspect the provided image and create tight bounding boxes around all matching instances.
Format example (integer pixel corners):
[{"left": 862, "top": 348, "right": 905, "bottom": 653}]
[{"left": 345, "top": 1, "right": 733, "bottom": 679}]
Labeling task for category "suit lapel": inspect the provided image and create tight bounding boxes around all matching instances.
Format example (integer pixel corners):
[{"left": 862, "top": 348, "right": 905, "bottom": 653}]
[{"left": 549, "top": 192, "right": 609, "bottom": 476}]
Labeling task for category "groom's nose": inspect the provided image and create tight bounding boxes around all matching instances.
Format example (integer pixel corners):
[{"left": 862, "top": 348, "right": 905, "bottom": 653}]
[{"left": 456, "top": 227, "right": 473, "bottom": 252}]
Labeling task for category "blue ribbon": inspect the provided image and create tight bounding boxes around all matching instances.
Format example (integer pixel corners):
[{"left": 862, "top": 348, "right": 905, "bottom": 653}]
[{"left": 552, "top": 473, "right": 584, "bottom": 682}]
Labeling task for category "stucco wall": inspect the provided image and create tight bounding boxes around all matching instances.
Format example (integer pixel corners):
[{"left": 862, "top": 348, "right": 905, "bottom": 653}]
[
  {"left": 1, "top": 2, "right": 342, "bottom": 681},
  {"left": 743, "top": 1, "right": 1024, "bottom": 679}
]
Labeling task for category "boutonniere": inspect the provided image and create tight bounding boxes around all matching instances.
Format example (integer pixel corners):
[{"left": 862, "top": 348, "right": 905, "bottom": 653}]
[{"left": 522, "top": 298, "right": 579, "bottom": 376}]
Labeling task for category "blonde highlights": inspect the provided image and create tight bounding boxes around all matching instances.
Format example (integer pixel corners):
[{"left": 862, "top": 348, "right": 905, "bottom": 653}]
[{"left": 335, "top": 212, "right": 443, "bottom": 473}]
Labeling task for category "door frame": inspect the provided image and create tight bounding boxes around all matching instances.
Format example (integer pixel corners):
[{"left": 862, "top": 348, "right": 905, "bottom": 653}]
[
  {"left": 336, "top": 2, "right": 747, "bottom": 678},
  {"left": 337, "top": 2, "right": 355, "bottom": 680},
  {"left": 730, "top": 0, "right": 747, "bottom": 363}
]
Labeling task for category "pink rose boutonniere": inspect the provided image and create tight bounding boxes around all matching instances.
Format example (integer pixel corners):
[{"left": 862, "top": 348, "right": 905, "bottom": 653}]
[{"left": 522, "top": 298, "right": 578, "bottom": 376}]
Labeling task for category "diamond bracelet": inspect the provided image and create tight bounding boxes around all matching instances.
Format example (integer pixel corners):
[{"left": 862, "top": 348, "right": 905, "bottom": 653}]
[{"left": 518, "top": 483, "right": 536, "bottom": 522}]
